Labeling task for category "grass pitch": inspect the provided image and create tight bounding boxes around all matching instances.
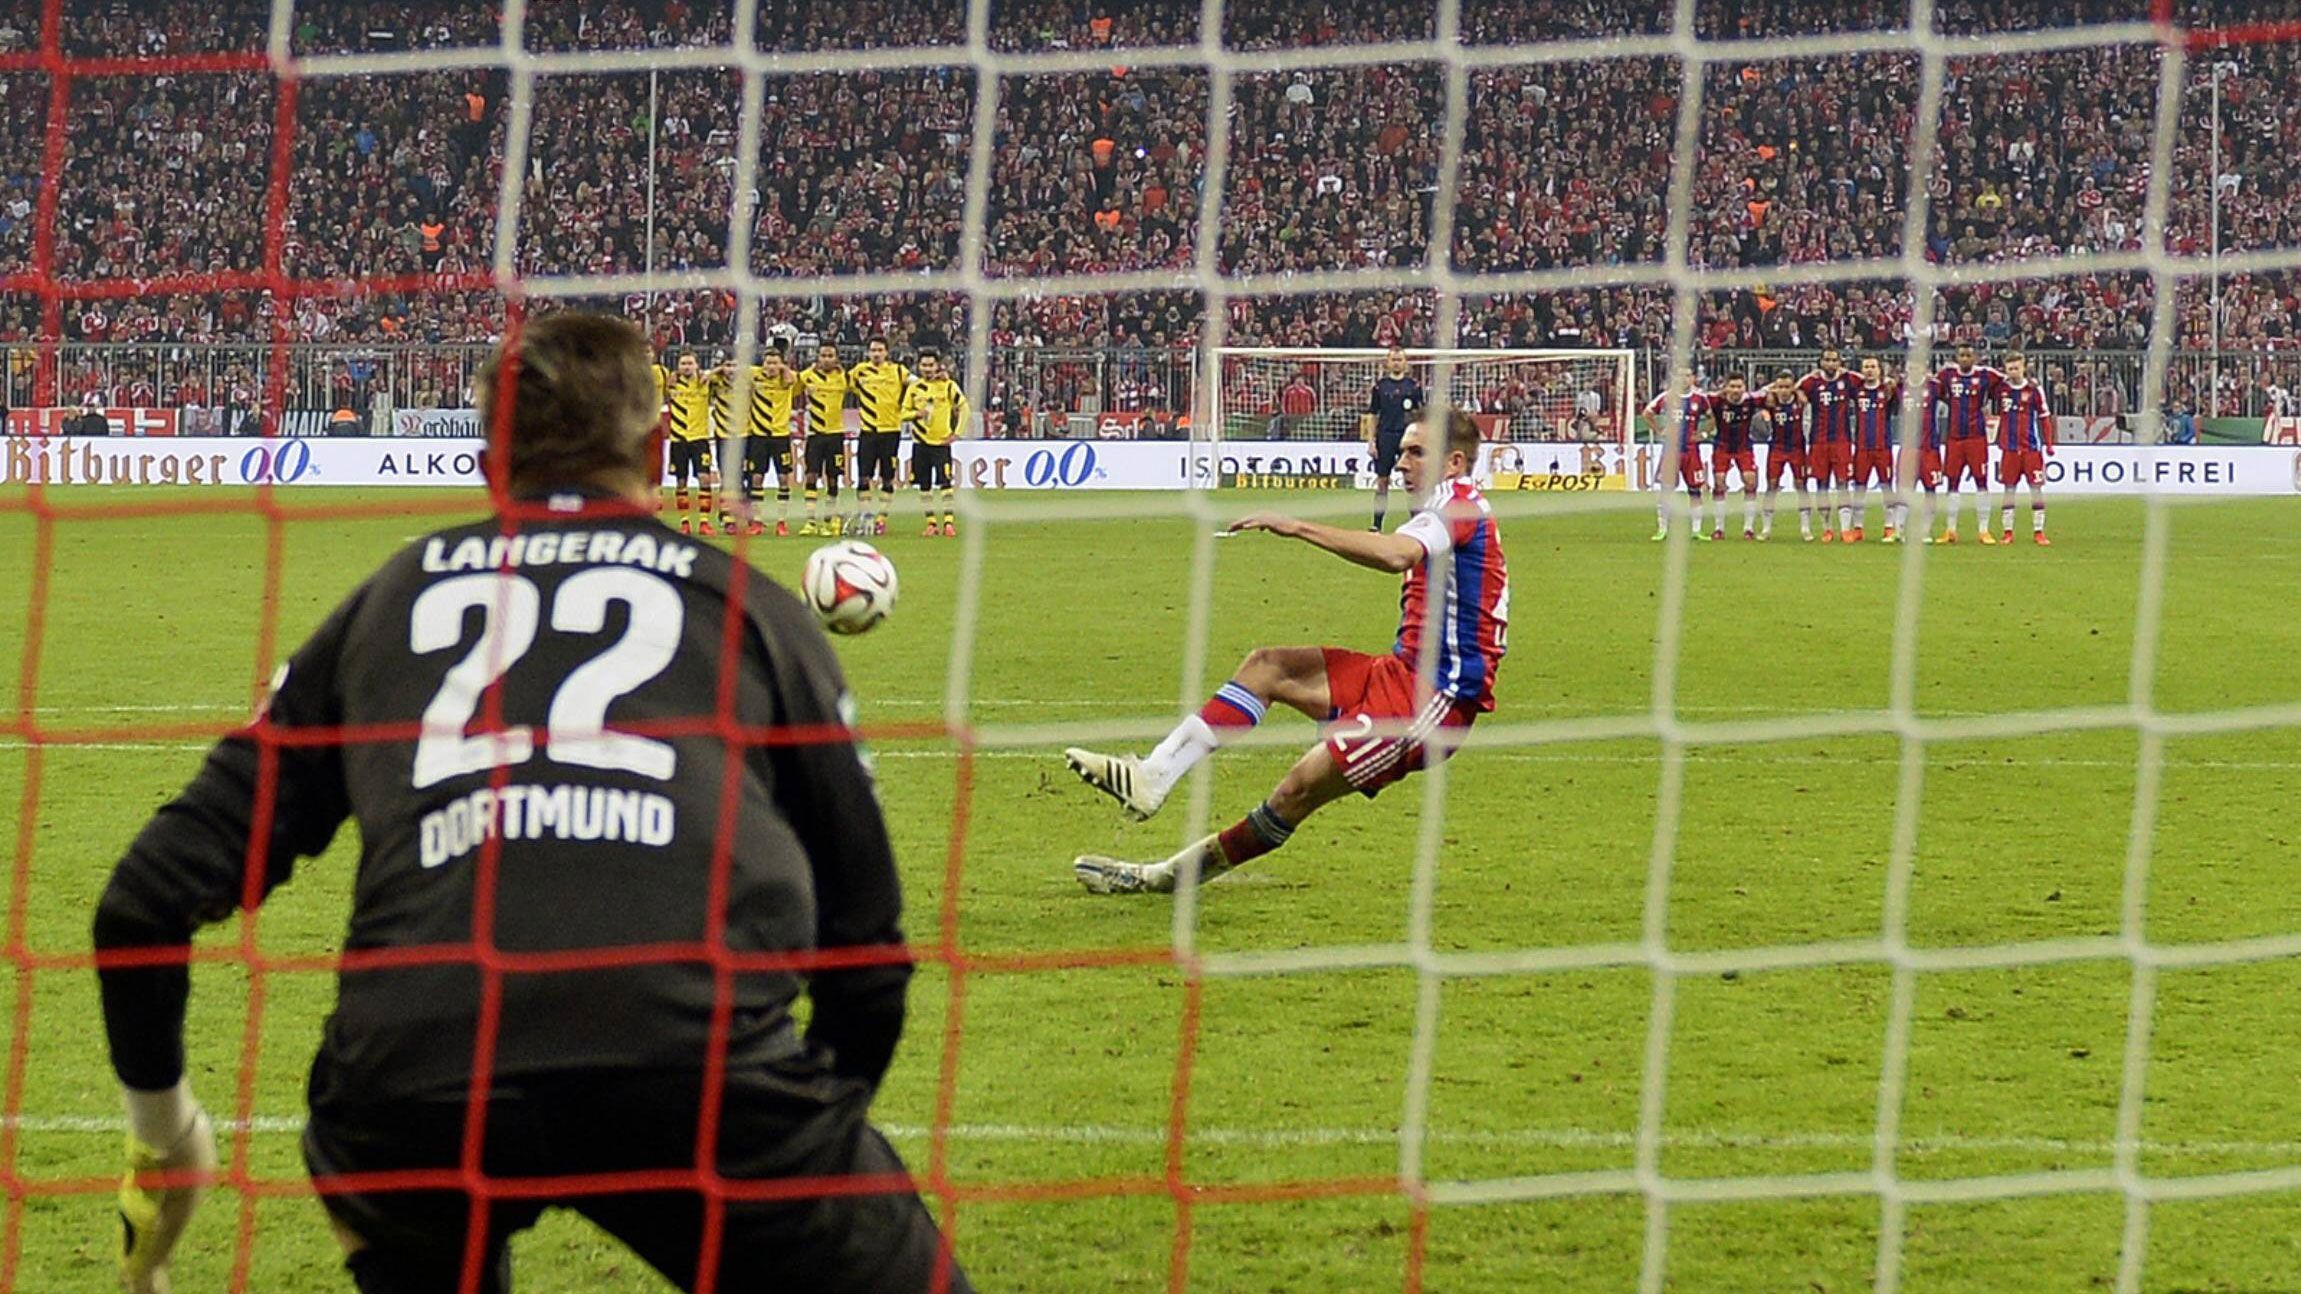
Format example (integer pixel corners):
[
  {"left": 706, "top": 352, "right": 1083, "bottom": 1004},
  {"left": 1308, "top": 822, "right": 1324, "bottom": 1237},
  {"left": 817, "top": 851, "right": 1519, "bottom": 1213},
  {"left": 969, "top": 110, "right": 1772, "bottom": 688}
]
[{"left": 3, "top": 486, "right": 2299, "bottom": 1292}]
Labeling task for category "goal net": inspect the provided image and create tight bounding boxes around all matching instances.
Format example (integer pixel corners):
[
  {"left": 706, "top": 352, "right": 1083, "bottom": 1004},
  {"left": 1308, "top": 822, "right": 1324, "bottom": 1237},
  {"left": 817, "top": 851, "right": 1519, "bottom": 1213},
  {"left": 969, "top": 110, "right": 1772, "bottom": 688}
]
[
  {"left": 11, "top": 0, "right": 2301, "bottom": 1292},
  {"left": 1213, "top": 347, "right": 1636, "bottom": 451}
]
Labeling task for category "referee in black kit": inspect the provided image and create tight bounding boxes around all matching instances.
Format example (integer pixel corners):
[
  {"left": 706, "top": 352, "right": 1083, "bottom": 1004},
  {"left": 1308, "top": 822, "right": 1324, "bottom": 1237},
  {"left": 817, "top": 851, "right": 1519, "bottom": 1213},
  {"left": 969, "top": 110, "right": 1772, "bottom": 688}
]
[{"left": 92, "top": 313, "right": 971, "bottom": 1294}]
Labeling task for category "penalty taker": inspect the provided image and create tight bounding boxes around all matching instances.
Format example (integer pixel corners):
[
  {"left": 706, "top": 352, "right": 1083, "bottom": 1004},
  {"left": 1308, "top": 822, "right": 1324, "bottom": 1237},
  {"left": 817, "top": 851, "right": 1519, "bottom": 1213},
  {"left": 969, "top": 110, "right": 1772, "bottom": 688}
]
[{"left": 1063, "top": 410, "right": 1509, "bottom": 894}]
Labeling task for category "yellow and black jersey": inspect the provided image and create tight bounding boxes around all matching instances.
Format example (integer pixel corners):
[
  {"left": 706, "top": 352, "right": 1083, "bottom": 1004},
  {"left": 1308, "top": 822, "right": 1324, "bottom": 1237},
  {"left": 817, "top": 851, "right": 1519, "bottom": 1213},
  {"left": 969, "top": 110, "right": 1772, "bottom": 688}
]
[
  {"left": 707, "top": 370, "right": 745, "bottom": 438},
  {"left": 747, "top": 366, "right": 802, "bottom": 438},
  {"left": 652, "top": 364, "right": 714, "bottom": 442},
  {"left": 902, "top": 377, "right": 971, "bottom": 446},
  {"left": 848, "top": 359, "right": 913, "bottom": 433},
  {"left": 799, "top": 363, "right": 851, "bottom": 438}
]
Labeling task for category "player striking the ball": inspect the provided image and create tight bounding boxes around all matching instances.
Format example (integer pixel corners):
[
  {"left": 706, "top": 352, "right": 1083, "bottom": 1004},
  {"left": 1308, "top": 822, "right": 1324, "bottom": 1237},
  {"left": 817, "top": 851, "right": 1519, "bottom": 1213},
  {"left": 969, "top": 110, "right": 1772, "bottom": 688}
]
[
  {"left": 1361, "top": 344, "right": 1423, "bottom": 531},
  {"left": 1063, "top": 409, "right": 1506, "bottom": 894}
]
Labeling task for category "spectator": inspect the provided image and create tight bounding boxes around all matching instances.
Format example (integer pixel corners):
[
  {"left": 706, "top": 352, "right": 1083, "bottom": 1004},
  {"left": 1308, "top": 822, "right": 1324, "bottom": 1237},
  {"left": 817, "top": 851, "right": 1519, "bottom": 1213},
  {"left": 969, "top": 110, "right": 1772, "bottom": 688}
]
[{"left": 69, "top": 392, "right": 110, "bottom": 438}]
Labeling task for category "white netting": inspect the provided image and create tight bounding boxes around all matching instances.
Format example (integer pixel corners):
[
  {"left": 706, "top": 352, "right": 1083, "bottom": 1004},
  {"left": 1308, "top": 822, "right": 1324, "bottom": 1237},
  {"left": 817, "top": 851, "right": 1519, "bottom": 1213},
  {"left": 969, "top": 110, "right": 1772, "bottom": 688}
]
[
  {"left": 225, "top": 0, "right": 2301, "bottom": 1291},
  {"left": 1214, "top": 348, "right": 1635, "bottom": 447}
]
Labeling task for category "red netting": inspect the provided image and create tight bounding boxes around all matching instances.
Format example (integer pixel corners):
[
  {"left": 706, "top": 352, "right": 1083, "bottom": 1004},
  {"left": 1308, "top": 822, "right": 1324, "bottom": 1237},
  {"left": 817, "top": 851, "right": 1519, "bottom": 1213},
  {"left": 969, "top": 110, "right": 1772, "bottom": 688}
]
[{"left": 9, "top": 0, "right": 2298, "bottom": 1290}]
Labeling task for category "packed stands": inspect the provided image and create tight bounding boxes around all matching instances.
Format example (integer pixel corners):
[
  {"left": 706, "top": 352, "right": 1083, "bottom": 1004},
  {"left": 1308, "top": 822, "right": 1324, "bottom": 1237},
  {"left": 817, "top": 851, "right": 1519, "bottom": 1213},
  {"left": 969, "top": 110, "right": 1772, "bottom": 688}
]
[{"left": 3, "top": 0, "right": 2297, "bottom": 417}]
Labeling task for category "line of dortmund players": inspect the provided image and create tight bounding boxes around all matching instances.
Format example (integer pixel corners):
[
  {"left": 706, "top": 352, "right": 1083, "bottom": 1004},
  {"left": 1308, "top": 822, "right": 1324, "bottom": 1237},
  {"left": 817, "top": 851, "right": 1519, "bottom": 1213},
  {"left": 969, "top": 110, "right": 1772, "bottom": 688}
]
[
  {"left": 653, "top": 337, "right": 973, "bottom": 538},
  {"left": 1645, "top": 342, "right": 2059, "bottom": 546}
]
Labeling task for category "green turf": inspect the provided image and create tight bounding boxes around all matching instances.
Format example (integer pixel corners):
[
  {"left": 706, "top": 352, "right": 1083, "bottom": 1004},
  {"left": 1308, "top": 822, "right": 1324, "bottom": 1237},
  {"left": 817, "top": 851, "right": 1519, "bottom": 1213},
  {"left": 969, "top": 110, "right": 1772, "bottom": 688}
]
[{"left": 3, "top": 487, "right": 2299, "bottom": 1292}]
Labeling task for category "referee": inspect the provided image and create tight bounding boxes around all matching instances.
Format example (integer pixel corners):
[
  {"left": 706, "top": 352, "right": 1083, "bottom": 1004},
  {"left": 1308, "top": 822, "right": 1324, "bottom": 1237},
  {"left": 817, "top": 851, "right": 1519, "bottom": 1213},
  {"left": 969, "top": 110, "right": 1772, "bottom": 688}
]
[
  {"left": 93, "top": 313, "right": 970, "bottom": 1294},
  {"left": 1361, "top": 344, "right": 1424, "bottom": 532}
]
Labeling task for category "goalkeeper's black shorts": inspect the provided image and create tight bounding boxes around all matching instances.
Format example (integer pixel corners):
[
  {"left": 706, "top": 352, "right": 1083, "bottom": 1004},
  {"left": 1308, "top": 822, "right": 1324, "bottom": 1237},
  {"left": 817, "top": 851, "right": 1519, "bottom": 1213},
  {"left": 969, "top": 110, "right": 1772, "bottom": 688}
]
[{"left": 304, "top": 1063, "right": 971, "bottom": 1294}]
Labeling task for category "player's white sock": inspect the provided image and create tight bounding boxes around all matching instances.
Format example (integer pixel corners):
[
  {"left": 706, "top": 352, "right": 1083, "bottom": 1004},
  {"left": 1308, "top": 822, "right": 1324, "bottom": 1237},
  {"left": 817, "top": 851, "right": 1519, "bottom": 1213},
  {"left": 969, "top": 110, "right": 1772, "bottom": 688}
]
[
  {"left": 1656, "top": 494, "right": 1669, "bottom": 530},
  {"left": 1140, "top": 707, "right": 1240, "bottom": 798},
  {"left": 1839, "top": 502, "right": 1853, "bottom": 532},
  {"left": 1710, "top": 495, "right": 1726, "bottom": 530},
  {"left": 1741, "top": 497, "right": 1756, "bottom": 532},
  {"left": 2033, "top": 501, "right": 2047, "bottom": 533},
  {"left": 2001, "top": 503, "right": 2015, "bottom": 531}
]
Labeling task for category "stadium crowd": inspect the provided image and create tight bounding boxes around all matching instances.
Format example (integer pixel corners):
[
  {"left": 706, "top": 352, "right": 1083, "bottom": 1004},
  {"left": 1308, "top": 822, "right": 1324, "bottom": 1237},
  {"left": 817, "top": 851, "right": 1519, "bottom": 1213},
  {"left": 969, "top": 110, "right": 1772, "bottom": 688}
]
[{"left": 3, "top": 0, "right": 2300, "bottom": 416}]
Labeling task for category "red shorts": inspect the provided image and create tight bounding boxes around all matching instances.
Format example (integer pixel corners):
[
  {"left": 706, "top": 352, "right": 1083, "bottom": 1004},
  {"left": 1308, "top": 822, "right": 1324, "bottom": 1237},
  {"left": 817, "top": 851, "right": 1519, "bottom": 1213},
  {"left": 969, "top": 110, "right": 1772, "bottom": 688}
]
[
  {"left": 1853, "top": 446, "right": 1896, "bottom": 487},
  {"left": 1672, "top": 449, "right": 1706, "bottom": 491},
  {"left": 1321, "top": 648, "right": 1477, "bottom": 797},
  {"left": 1806, "top": 441, "right": 1851, "bottom": 486},
  {"left": 1711, "top": 447, "right": 1758, "bottom": 485},
  {"left": 1998, "top": 447, "right": 2045, "bottom": 485},
  {"left": 1945, "top": 438, "right": 1990, "bottom": 486},
  {"left": 1765, "top": 446, "right": 1807, "bottom": 487}
]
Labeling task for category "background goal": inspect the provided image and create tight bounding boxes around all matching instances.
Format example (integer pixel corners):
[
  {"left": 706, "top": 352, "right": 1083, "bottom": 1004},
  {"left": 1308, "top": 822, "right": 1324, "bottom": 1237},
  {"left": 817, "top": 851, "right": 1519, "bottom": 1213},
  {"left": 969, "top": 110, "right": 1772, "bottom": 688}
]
[{"left": 1212, "top": 348, "right": 1637, "bottom": 451}]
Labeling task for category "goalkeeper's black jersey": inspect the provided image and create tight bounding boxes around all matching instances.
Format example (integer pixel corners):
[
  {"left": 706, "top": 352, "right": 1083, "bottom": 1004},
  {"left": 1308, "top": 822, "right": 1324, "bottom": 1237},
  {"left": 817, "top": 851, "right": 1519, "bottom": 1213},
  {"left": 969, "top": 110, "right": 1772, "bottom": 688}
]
[{"left": 93, "top": 488, "right": 910, "bottom": 1105}]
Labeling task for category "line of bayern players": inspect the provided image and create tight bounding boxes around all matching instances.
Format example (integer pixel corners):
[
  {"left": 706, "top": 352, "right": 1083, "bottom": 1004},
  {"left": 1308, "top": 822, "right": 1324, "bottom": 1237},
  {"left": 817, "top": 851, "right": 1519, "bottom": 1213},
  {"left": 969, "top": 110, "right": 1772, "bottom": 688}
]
[{"left": 1643, "top": 341, "right": 2059, "bottom": 547}]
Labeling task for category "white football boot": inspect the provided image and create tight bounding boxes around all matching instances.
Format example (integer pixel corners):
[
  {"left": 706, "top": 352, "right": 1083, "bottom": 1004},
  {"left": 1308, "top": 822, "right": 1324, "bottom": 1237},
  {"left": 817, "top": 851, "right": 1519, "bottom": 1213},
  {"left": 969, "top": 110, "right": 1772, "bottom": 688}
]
[
  {"left": 1072, "top": 855, "right": 1176, "bottom": 895},
  {"left": 1063, "top": 747, "right": 1168, "bottom": 821}
]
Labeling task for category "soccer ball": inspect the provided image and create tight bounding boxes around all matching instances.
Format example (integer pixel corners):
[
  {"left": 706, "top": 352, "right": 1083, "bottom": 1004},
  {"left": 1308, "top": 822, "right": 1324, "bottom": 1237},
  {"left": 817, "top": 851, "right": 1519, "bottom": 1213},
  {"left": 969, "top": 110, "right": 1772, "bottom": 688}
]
[{"left": 802, "top": 540, "right": 898, "bottom": 635}]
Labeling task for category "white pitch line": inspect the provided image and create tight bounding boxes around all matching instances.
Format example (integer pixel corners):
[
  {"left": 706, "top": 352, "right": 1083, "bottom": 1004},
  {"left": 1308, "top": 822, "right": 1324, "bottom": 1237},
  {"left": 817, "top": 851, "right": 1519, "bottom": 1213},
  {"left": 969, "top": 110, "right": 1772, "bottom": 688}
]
[{"left": 6, "top": 1113, "right": 2295, "bottom": 1163}]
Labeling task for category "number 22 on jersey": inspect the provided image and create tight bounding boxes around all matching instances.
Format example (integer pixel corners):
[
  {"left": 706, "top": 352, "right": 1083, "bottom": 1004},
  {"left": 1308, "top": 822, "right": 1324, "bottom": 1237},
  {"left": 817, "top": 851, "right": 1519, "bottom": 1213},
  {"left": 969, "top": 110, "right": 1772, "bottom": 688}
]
[{"left": 409, "top": 568, "right": 684, "bottom": 789}]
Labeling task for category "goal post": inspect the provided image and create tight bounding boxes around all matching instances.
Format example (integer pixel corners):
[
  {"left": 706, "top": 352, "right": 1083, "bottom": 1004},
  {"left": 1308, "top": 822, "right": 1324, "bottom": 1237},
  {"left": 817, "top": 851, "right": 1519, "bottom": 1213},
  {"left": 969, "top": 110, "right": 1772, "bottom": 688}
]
[{"left": 1211, "top": 347, "right": 1638, "bottom": 460}]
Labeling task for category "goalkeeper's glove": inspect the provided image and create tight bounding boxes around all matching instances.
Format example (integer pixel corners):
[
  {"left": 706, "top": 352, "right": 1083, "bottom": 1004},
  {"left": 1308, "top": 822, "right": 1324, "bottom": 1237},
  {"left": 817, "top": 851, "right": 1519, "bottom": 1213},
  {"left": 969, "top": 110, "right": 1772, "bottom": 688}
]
[{"left": 117, "top": 1084, "right": 217, "bottom": 1294}]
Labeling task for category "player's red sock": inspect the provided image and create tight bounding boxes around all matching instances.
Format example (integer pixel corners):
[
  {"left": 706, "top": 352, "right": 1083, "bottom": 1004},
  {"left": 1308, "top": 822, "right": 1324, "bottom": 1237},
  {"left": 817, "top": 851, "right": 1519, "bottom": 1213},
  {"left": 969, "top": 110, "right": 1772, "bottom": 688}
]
[
  {"left": 1196, "top": 681, "right": 1267, "bottom": 731},
  {"left": 1216, "top": 802, "right": 1296, "bottom": 868}
]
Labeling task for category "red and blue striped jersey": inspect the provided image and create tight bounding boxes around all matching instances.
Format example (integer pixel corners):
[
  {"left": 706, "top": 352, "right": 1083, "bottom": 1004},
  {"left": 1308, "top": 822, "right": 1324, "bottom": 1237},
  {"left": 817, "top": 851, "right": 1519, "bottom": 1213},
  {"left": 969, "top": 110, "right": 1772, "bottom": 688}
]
[
  {"left": 1766, "top": 392, "right": 1807, "bottom": 452},
  {"left": 1996, "top": 380, "right": 2054, "bottom": 452},
  {"left": 1799, "top": 371, "right": 1860, "bottom": 444},
  {"left": 1708, "top": 391, "right": 1763, "bottom": 453},
  {"left": 1396, "top": 478, "right": 1509, "bottom": 712},
  {"left": 1851, "top": 377, "right": 1901, "bottom": 451},
  {"left": 1926, "top": 365, "right": 2004, "bottom": 442},
  {"left": 1643, "top": 389, "right": 1712, "bottom": 451}
]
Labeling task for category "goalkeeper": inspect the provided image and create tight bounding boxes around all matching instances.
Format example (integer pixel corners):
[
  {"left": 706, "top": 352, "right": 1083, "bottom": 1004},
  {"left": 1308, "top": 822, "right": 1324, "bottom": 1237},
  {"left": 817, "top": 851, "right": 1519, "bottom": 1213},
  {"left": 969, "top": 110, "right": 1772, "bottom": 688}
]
[{"left": 91, "top": 313, "right": 969, "bottom": 1294}]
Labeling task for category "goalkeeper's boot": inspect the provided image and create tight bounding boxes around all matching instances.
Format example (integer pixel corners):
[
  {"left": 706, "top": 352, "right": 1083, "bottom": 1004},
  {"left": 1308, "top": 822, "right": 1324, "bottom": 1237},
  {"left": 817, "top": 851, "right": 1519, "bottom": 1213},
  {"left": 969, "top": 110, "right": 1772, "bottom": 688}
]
[
  {"left": 1064, "top": 747, "right": 1167, "bottom": 822},
  {"left": 1073, "top": 854, "right": 1176, "bottom": 895}
]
